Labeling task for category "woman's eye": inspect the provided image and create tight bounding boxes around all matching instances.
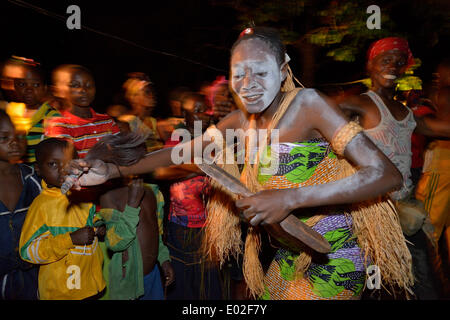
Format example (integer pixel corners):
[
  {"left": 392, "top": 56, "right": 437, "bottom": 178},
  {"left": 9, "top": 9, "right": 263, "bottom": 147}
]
[
  {"left": 256, "top": 72, "right": 268, "bottom": 77},
  {"left": 48, "top": 162, "right": 57, "bottom": 168},
  {"left": 233, "top": 74, "right": 243, "bottom": 80},
  {"left": 33, "top": 83, "right": 40, "bottom": 88}
]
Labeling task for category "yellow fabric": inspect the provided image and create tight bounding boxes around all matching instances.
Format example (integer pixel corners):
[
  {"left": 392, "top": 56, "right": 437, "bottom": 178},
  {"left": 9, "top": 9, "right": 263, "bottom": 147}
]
[
  {"left": 416, "top": 140, "right": 450, "bottom": 246},
  {"left": 19, "top": 181, "right": 105, "bottom": 300}
]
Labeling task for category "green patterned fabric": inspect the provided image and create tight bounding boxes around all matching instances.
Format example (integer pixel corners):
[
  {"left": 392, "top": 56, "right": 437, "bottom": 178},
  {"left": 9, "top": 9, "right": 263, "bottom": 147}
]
[{"left": 260, "top": 140, "right": 366, "bottom": 299}]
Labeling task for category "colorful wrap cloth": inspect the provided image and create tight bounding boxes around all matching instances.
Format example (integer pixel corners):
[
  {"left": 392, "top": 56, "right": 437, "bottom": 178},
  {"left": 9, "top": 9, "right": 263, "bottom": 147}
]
[{"left": 261, "top": 140, "right": 366, "bottom": 300}]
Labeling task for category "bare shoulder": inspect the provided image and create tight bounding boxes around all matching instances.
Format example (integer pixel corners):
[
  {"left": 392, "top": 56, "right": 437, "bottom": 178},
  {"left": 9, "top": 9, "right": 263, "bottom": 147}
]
[{"left": 215, "top": 109, "right": 244, "bottom": 131}]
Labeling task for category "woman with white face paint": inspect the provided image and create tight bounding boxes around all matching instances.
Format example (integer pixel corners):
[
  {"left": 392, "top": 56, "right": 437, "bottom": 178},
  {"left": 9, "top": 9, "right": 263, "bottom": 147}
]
[{"left": 65, "top": 27, "right": 413, "bottom": 300}]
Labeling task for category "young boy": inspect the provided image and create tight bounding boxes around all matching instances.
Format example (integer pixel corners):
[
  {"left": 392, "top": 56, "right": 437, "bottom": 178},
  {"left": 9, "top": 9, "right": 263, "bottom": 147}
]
[
  {"left": 45, "top": 64, "right": 119, "bottom": 158},
  {"left": 85, "top": 133, "right": 173, "bottom": 300},
  {"left": 0, "top": 109, "right": 40, "bottom": 299},
  {"left": 1, "top": 56, "right": 61, "bottom": 164},
  {"left": 19, "top": 138, "right": 105, "bottom": 300},
  {"left": 12, "top": 58, "right": 61, "bottom": 164}
]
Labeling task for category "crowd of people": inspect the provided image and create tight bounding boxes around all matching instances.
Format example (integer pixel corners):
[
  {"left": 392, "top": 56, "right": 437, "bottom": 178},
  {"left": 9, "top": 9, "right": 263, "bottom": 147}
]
[{"left": 0, "top": 26, "right": 449, "bottom": 301}]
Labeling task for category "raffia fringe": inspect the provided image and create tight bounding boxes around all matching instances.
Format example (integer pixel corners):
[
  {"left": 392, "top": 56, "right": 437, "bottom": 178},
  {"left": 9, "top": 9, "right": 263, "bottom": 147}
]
[{"left": 334, "top": 158, "right": 414, "bottom": 297}]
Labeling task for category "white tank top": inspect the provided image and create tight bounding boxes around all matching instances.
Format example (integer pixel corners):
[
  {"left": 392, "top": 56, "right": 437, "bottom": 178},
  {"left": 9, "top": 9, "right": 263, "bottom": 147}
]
[{"left": 363, "top": 90, "right": 416, "bottom": 200}]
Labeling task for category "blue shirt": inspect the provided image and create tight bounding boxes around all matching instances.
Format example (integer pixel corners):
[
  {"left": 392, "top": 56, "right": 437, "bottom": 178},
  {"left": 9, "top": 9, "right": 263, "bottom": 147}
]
[{"left": 0, "top": 164, "right": 41, "bottom": 299}]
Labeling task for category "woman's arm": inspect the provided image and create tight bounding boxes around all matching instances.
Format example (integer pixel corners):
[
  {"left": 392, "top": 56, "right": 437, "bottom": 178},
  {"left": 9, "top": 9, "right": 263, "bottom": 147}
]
[
  {"left": 237, "top": 89, "right": 402, "bottom": 226},
  {"left": 66, "top": 110, "right": 243, "bottom": 188}
]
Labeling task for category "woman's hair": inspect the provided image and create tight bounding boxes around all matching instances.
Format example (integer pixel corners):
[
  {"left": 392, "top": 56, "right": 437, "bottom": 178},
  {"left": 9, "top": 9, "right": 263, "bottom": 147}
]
[
  {"left": 85, "top": 132, "right": 147, "bottom": 166},
  {"left": 231, "top": 27, "right": 286, "bottom": 66}
]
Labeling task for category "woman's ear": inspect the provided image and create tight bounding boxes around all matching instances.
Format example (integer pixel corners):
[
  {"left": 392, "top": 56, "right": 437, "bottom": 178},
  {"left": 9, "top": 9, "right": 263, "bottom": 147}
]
[{"left": 280, "top": 53, "right": 290, "bottom": 82}]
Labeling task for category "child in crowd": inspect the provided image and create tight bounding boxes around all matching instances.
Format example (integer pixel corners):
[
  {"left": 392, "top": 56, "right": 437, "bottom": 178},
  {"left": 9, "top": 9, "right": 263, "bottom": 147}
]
[
  {"left": 156, "top": 93, "right": 224, "bottom": 300},
  {"left": 45, "top": 64, "right": 119, "bottom": 158},
  {"left": 19, "top": 138, "right": 105, "bottom": 300},
  {"left": 7, "top": 57, "right": 61, "bottom": 164},
  {"left": 0, "top": 109, "right": 40, "bottom": 299},
  {"left": 119, "top": 72, "right": 164, "bottom": 152},
  {"left": 86, "top": 133, "right": 174, "bottom": 300}
]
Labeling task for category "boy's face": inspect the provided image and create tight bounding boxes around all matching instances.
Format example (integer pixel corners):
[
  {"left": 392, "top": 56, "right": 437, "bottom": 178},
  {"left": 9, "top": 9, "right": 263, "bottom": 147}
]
[
  {"left": 55, "top": 69, "right": 95, "bottom": 108},
  {"left": 14, "top": 68, "right": 46, "bottom": 107},
  {"left": 37, "top": 146, "right": 74, "bottom": 188},
  {"left": 0, "top": 117, "right": 26, "bottom": 163}
]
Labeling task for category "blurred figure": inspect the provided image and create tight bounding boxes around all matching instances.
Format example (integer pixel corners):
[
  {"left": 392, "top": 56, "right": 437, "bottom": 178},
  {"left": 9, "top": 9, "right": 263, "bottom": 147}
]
[
  {"left": 155, "top": 86, "right": 188, "bottom": 142},
  {"left": 0, "top": 56, "right": 61, "bottom": 164},
  {"left": 46, "top": 64, "right": 119, "bottom": 158},
  {"left": 154, "top": 93, "right": 223, "bottom": 300},
  {"left": 119, "top": 72, "right": 163, "bottom": 152},
  {"left": 106, "top": 104, "right": 131, "bottom": 133},
  {"left": 415, "top": 59, "right": 450, "bottom": 298},
  {"left": 207, "top": 76, "right": 237, "bottom": 123},
  {"left": 339, "top": 37, "right": 440, "bottom": 299}
]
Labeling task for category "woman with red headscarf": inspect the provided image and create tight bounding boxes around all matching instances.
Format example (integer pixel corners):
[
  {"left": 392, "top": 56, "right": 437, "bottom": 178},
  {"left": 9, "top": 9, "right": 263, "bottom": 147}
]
[{"left": 339, "top": 37, "right": 442, "bottom": 299}]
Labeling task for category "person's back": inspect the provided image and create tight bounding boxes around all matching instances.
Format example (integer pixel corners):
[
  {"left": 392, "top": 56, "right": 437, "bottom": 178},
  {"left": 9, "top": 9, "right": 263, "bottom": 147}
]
[{"left": 86, "top": 133, "right": 172, "bottom": 300}]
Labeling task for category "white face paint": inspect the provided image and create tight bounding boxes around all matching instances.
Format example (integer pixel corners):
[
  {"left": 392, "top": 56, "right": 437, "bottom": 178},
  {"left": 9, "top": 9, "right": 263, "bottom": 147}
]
[{"left": 230, "top": 38, "right": 282, "bottom": 114}]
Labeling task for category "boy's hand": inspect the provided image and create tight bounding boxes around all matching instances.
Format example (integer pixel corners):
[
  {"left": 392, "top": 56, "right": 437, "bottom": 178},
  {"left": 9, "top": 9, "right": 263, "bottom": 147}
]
[
  {"left": 161, "top": 260, "right": 175, "bottom": 287},
  {"left": 127, "top": 179, "right": 145, "bottom": 208},
  {"left": 70, "top": 226, "right": 95, "bottom": 245}
]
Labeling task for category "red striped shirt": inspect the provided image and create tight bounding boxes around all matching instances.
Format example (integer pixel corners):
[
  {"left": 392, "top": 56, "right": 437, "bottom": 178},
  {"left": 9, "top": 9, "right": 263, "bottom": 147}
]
[{"left": 45, "top": 108, "right": 119, "bottom": 158}]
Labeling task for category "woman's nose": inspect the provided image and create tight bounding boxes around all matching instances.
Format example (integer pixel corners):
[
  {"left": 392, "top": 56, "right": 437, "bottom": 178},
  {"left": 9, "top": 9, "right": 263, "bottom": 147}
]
[{"left": 242, "top": 74, "right": 257, "bottom": 91}]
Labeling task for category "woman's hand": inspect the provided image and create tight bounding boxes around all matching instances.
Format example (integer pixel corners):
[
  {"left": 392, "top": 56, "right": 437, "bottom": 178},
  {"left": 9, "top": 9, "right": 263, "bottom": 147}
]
[
  {"left": 64, "top": 159, "right": 114, "bottom": 189},
  {"left": 235, "top": 189, "right": 295, "bottom": 226}
]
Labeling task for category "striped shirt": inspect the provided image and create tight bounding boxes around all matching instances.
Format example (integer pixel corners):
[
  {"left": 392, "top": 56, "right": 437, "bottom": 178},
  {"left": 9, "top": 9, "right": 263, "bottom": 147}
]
[
  {"left": 25, "top": 102, "right": 61, "bottom": 164},
  {"left": 46, "top": 108, "right": 119, "bottom": 158}
]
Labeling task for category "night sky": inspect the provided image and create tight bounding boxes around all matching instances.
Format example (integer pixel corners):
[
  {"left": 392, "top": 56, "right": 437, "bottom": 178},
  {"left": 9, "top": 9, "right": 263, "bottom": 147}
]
[{"left": 1, "top": 0, "right": 448, "bottom": 116}]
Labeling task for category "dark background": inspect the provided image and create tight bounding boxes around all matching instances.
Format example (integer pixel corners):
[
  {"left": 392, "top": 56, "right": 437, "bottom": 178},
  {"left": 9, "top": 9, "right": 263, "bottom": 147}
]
[{"left": 1, "top": 0, "right": 448, "bottom": 116}]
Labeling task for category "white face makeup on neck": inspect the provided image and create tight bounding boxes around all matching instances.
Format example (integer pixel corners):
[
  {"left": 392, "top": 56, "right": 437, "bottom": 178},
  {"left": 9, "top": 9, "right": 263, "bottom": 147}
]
[{"left": 231, "top": 38, "right": 283, "bottom": 114}]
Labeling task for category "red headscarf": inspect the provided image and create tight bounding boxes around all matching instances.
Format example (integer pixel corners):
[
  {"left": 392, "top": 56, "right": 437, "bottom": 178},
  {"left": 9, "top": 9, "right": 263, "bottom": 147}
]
[{"left": 367, "top": 37, "right": 415, "bottom": 69}]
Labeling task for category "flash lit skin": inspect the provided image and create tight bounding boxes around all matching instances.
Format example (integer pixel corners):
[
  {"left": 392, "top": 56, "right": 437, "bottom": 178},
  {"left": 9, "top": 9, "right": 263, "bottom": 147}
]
[
  {"left": 0, "top": 117, "right": 26, "bottom": 212},
  {"left": 36, "top": 147, "right": 74, "bottom": 188},
  {"left": 67, "top": 38, "right": 402, "bottom": 226},
  {"left": 56, "top": 69, "right": 96, "bottom": 119},
  {"left": 340, "top": 49, "right": 450, "bottom": 140},
  {"left": 13, "top": 68, "right": 46, "bottom": 109}
]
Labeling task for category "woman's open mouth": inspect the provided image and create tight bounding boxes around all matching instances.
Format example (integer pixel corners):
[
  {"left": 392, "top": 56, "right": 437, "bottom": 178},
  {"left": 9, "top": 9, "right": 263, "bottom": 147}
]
[
  {"left": 382, "top": 74, "right": 397, "bottom": 80},
  {"left": 242, "top": 93, "right": 263, "bottom": 104}
]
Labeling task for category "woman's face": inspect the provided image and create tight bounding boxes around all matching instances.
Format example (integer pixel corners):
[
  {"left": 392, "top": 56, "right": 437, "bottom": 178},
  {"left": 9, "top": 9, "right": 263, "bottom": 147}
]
[
  {"left": 230, "top": 38, "right": 282, "bottom": 114},
  {"left": 368, "top": 49, "right": 408, "bottom": 89}
]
